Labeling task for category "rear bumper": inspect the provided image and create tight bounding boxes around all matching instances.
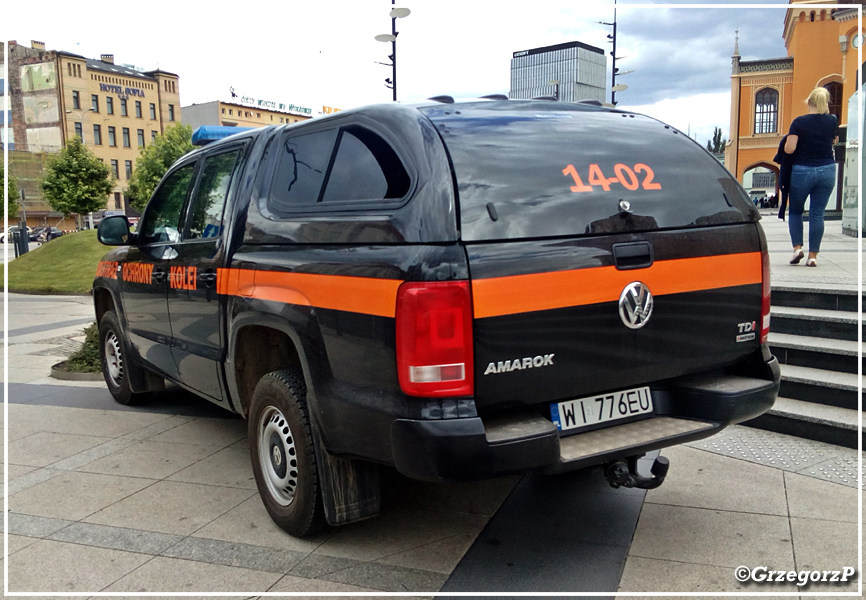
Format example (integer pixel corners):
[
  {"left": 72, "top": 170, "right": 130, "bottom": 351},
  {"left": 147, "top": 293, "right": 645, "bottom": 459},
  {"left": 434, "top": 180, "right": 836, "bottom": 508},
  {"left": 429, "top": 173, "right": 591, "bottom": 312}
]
[{"left": 391, "top": 356, "right": 780, "bottom": 482}]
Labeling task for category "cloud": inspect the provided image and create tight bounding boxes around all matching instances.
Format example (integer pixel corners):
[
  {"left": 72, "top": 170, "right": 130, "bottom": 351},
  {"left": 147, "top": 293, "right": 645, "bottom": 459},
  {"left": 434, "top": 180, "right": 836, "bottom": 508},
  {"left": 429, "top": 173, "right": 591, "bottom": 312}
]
[{"left": 620, "top": 90, "right": 732, "bottom": 148}]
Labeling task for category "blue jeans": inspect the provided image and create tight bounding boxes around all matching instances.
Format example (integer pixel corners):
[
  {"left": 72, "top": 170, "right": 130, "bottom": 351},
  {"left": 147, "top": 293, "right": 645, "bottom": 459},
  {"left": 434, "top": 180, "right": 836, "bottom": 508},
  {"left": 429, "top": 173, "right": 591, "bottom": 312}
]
[{"left": 788, "top": 163, "right": 836, "bottom": 253}]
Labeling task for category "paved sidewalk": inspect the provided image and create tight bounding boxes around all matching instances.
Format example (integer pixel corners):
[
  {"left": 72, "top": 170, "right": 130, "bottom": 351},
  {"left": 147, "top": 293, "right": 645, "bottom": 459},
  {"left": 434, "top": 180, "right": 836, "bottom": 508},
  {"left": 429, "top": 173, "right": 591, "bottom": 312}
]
[
  {"left": 760, "top": 209, "right": 862, "bottom": 289},
  {"left": 1, "top": 213, "right": 861, "bottom": 595}
]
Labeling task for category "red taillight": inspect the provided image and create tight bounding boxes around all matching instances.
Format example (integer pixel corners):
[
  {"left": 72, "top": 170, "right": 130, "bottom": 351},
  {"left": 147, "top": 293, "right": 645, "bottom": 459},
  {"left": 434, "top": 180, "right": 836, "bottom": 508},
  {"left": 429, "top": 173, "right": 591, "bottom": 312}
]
[
  {"left": 396, "top": 281, "right": 474, "bottom": 397},
  {"left": 761, "top": 247, "right": 771, "bottom": 344}
]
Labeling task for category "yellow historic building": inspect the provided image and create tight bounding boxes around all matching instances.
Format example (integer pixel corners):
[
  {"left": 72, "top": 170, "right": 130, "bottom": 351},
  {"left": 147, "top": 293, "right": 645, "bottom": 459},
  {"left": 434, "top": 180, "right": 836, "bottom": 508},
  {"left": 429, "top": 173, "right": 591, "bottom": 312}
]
[
  {"left": 7, "top": 40, "right": 180, "bottom": 217},
  {"left": 725, "top": 1, "right": 863, "bottom": 211}
]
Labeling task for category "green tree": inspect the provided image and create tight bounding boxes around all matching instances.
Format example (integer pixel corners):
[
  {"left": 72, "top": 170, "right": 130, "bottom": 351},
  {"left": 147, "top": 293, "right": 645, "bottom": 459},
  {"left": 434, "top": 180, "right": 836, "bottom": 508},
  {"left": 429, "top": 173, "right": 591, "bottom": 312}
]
[
  {"left": 41, "top": 137, "right": 114, "bottom": 221},
  {"left": 2, "top": 162, "right": 20, "bottom": 220},
  {"left": 126, "top": 123, "right": 194, "bottom": 211},
  {"left": 706, "top": 127, "right": 727, "bottom": 153}
]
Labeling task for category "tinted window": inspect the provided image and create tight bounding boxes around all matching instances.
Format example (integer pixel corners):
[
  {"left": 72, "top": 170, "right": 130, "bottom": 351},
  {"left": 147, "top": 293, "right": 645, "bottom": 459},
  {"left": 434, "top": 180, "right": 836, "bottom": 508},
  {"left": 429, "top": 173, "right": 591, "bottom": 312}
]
[
  {"left": 139, "top": 163, "right": 195, "bottom": 244},
  {"left": 268, "top": 129, "right": 338, "bottom": 212},
  {"left": 420, "top": 103, "right": 756, "bottom": 241},
  {"left": 187, "top": 150, "right": 240, "bottom": 239},
  {"left": 321, "top": 127, "right": 410, "bottom": 203}
]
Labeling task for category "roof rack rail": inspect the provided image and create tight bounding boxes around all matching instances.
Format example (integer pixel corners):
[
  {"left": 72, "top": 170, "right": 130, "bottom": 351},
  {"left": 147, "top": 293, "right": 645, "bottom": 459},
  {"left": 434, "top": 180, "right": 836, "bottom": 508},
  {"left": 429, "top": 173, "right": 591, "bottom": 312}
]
[
  {"left": 531, "top": 95, "right": 557, "bottom": 101},
  {"left": 480, "top": 94, "right": 509, "bottom": 101},
  {"left": 577, "top": 99, "right": 603, "bottom": 106},
  {"left": 428, "top": 95, "right": 455, "bottom": 104}
]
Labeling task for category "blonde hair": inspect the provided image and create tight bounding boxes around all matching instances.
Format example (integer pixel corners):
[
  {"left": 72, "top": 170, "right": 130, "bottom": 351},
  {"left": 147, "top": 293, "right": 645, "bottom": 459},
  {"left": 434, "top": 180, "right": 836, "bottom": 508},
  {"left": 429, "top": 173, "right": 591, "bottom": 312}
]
[{"left": 807, "top": 87, "right": 830, "bottom": 114}]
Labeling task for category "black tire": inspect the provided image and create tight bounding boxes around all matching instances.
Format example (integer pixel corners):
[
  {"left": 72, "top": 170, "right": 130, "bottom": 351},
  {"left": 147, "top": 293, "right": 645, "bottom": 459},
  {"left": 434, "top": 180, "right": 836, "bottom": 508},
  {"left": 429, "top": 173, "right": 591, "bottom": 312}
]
[
  {"left": 98, "top": 310, "right": 149, "bottom": 406},
  {"left": 248, "top": 369, "right": 326, "bottom": 538}
]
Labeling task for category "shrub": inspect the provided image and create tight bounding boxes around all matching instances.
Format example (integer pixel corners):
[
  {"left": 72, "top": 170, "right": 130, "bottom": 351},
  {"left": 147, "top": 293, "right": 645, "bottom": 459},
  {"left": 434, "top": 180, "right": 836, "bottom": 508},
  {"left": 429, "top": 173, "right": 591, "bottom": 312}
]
[{"left": 65, "top": 323, "right": 101, "bottom": 372}]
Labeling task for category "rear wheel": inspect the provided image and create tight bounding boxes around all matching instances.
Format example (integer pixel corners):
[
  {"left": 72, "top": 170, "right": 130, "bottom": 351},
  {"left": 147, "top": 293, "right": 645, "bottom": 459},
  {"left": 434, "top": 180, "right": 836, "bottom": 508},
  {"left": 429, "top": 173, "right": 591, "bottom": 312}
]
[
  {"left": 98, "top": 310, "right": 149, "bottom": 406},
  {"left": 248, "top": 369, "right": 325, "bottom": 537}
]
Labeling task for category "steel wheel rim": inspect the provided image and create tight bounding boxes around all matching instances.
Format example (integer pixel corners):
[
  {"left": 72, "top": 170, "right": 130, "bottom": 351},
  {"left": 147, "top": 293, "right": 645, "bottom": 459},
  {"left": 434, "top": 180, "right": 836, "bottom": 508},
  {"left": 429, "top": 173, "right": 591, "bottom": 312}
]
[
  {"left": 104, "top": 331, "right": 124, "bottom": 388},
  {"left": 258, "top": 405, "right": 299, "bottom": 506}
]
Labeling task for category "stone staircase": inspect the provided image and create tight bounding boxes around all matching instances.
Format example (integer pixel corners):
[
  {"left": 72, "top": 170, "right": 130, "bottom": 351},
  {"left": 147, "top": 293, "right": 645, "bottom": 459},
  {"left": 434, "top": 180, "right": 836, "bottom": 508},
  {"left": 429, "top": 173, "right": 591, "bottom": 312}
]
[{"left": 744, "top": 286, "right": 861, "bottom": 449}]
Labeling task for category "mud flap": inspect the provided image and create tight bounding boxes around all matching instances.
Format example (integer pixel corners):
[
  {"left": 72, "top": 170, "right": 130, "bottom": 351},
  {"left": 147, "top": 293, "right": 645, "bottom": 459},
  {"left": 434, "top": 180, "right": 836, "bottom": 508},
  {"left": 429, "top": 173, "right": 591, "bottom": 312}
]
[{"left": 311, "top": 424, "right": 381, "bottom": 526}]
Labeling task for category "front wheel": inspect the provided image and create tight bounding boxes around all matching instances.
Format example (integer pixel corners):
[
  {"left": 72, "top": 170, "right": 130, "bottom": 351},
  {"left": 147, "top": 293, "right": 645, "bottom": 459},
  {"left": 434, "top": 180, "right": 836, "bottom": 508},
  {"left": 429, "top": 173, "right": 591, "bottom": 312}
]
[
  {"left": 98, "top": 310, "right": 149, "bottom": 406},
  {"left": 248, "top": 369, "right": 325, "bottom": 538}
]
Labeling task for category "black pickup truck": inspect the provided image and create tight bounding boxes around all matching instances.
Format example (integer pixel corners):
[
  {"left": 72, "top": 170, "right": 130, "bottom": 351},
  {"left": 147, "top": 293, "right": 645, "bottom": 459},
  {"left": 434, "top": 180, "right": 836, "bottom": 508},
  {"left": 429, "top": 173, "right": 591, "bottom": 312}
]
[{"left": 93, "top": 99, "right": 780, "bottom": 537}]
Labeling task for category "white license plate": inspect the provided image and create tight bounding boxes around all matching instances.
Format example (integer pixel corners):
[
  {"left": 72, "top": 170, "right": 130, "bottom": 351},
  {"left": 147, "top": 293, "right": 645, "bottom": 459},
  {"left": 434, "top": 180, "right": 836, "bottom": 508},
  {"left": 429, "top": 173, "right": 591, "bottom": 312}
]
[{"left": 550, "top": 386, "right": 653, "bottom": 432}]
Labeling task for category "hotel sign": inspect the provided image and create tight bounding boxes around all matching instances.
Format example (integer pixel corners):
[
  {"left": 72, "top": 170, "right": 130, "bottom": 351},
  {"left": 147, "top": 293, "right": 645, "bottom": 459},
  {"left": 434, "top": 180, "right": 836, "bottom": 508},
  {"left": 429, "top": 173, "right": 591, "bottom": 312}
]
[
  {"left": 238, "top": 95, "right": 312, "bottom": 116},
  {"left": 100, "top": 83, "right": 145, "bottom": 97}
]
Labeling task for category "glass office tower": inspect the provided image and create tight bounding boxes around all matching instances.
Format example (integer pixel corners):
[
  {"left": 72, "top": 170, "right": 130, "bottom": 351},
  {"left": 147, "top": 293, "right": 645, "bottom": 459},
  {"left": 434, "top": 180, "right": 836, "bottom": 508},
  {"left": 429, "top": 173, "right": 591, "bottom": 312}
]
[{"left": 510, "top": 41, "right": 606, "bottom": 103}]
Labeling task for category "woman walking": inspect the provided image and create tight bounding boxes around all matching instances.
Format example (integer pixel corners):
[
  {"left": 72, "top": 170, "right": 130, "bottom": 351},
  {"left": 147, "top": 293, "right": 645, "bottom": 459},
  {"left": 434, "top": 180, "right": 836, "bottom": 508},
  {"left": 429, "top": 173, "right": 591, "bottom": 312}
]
[{"left": 784, "top": 87, "right": 839, "bottom": 267}]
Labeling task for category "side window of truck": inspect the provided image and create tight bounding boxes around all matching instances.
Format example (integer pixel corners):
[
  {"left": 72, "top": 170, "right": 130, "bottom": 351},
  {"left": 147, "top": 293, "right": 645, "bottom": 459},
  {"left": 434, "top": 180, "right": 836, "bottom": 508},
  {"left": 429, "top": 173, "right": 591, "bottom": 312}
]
[
  {"left": 186, "top": 149, "right": 241, "bottom": 240},
  {"left": 138, "top": 163, "right": 196, "bottom": 245},
  {"left": 266, "top": 125, "right": 410, "bottom": 216},
  {"left": 320, "top": 126, "right": 410, "bottom": 203},
  {"left": 269, "top": 129, "right": 338, "bottom": 211}
]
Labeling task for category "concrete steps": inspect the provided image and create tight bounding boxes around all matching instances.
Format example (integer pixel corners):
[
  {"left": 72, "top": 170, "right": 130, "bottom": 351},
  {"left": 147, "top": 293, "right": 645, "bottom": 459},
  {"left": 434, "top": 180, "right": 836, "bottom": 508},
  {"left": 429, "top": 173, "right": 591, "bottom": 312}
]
[{"left": 745, "top": 286, "right": 862, "bottom": 449}]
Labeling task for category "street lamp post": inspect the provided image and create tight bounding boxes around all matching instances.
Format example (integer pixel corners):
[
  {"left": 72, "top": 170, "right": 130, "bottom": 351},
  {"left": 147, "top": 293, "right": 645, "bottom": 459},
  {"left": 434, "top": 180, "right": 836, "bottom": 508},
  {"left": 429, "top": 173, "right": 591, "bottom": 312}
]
[
  {"left": 64, "top": 108, "right": 96, "bottom": 230},
  {"left": 65, "top": 107, "right": 95, "bottom": 145},
  {"left": 375, "top": 2, "right": 411, "bottom": 101}
]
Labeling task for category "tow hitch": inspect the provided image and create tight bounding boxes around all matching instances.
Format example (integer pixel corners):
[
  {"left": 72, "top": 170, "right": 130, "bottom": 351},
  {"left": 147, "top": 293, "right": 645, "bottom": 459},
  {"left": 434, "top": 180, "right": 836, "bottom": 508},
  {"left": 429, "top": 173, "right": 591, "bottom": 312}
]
[{"left": 603, "top": 455, "right": 670, "bottom": 490}]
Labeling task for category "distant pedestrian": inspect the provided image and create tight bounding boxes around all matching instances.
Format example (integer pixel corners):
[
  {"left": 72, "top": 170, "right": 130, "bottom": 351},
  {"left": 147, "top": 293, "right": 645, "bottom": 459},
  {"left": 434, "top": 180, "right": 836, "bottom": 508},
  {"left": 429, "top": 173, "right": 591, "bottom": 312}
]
[{"left": 784, "top": 87, "right": 838, "bottom": 267}]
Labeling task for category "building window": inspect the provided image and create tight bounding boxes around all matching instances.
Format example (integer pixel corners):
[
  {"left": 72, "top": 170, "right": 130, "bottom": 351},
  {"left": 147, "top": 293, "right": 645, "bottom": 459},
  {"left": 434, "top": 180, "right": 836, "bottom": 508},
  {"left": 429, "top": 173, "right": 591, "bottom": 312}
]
[
  {"left": 72, "top": 90, "right": 80, "bottom": 109},
  {"left": 149, "top": 103, "right": 156, "bottom": 120},
  {"left": 74, "top": 122, "right": 83, "bottom": 140},
  {"left": 825, "top": 81, "right": 843, "bottom": 121},
  {"left": 114, "top": 192, "right": 122, "bottom": 209},
  {"left": 151, "top": 130, "right": 157, "bottom": 141},
  {"left": 754, "top": 88, "right": 778, "bottom": 134},
  {"left": 120, "top": 98, "right": 128, "bottom": 116},
  {"left": 106, "top": 96, "right": 114, "bottom": 115},
  {"left": 168, "top": 104, "right": 175, "bottom": 121},
  {"left": 93, "top": 124, "right": 102, "bottom": 145},
  {"left": 221, "top": 108, "right": 226, "bottom": 115},
  {"left": 125, "top": 160, "right": 133, "bottom": 179},
  {"left": 108, "top": 126, "right": 117, "bottom": 147},
  {"left": 122, "top": 127, "right": 130, "bottom": 148},
  {"left": 92, "top": 95, "right": 99, "bottom": 112},
  {"left": 135, "top": 101, "right": 142, "bottom": 118},
  {"left": 228, "top": 109, "right": 233, "bottom": 116},
  {"left": 111, "top": 159, "right": 119, "bottom": 179},
  {"left": 752, "top": 171, "right": 776, "bottom": 188},
  {"left": 137, "top": 129, "right": 145, "bottom": 147}
]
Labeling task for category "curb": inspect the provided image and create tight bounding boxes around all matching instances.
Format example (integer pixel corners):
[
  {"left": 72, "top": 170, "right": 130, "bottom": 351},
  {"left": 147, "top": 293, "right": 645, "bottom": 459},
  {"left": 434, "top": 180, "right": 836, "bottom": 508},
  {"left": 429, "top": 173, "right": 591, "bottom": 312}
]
[{"left": 50, "top": 362, "right": 103, "bottom": 382}]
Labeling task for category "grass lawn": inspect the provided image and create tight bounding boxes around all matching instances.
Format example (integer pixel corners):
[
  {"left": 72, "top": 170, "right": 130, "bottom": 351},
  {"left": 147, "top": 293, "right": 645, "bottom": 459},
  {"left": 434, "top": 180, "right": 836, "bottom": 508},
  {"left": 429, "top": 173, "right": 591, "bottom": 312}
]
[{"left": 3, "top": 230, "right": 109, "bottom": 294}]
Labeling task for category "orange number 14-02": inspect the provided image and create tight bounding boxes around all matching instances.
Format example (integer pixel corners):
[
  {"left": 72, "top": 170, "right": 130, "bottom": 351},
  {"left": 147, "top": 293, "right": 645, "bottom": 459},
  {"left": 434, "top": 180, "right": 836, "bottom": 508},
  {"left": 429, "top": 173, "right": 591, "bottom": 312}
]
[{"left": 563, "top": 163, "right": 661, "bottom": 193}]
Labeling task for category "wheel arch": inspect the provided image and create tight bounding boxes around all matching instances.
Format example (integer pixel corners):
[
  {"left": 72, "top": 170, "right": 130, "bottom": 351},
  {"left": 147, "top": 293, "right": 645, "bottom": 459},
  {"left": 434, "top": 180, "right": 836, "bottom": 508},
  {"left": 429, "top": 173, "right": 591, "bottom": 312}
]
[
  {"left": 93, "top": 285, "right": 117, "bottom": 325},
  {"left": 228, "top": 313, "right": 310, "bottom": 419}
]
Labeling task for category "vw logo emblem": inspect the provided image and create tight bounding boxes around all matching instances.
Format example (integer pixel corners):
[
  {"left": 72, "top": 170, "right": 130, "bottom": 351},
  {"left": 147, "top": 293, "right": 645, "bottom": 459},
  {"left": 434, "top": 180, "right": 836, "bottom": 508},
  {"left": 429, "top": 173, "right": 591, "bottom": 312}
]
[
  {"left": 619, "top": 282, "right": 653, "bottom": 329},
  {"left": 272, "top": 445, "right": 283, "bottom": 467}
]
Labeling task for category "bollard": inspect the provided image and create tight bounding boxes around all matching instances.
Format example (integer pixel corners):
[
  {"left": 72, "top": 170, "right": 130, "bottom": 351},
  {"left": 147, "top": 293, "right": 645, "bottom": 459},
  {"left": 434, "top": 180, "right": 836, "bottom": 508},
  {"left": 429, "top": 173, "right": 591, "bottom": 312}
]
[{"left": 16, "top": 230, "right": 29, "bottom": 256}]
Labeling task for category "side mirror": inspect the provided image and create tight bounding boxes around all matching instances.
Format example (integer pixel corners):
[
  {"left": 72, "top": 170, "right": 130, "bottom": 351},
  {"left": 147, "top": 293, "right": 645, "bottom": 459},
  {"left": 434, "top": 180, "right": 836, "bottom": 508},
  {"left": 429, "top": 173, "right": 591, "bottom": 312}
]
[{"left": 97, "top": 215, "right": 132, "bottom": 246}]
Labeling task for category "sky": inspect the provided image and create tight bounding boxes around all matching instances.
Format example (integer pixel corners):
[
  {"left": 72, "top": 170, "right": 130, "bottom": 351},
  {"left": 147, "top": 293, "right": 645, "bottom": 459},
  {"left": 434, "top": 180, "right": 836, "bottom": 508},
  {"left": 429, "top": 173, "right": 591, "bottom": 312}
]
[{"left": 4, "top": 0, "right": 797, "bottom": 147}]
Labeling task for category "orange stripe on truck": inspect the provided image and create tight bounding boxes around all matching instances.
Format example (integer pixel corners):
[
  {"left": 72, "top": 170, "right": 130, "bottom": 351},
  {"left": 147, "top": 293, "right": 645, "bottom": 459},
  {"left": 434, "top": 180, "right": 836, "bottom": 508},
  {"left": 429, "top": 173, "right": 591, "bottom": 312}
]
[
  {"left": 217, "top": 268, "right": 402, "bottom": 318},
  {"left": 471, "top": 252, "right": 762, "bottom": 319}
]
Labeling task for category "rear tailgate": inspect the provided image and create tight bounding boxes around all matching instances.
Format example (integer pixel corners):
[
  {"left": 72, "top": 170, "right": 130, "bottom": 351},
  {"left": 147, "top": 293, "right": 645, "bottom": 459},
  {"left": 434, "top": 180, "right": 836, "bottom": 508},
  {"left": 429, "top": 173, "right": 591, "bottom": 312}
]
[
  {"left": 468, "top": 226, "right": 763, "bottom": 410},
  {"left": 420, "top": 101, "right": 764, "bottom": 413}
]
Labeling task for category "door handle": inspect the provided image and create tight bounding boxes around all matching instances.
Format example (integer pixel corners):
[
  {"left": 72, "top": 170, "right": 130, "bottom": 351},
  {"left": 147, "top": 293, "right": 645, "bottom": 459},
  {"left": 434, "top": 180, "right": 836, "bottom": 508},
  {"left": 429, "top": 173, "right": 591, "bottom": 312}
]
[
  {"left": 198, "top": 270, "right": 218, "bottom": 287},
  {"left": 612, "top": 242, "right": 654, "bottom": 270},
  {"left": 152, "top": 268, "right": 167, "bottom": 283}
]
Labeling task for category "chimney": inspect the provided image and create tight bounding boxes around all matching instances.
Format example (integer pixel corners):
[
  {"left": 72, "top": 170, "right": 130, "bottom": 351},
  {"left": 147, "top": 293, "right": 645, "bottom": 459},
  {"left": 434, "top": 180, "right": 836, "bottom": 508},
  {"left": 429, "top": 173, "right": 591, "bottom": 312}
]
[
  {"left": 31, "top": 40, "right": 46, "bottom": 50},
  {"left": 101, "top": 54, "right": 115, "bottom": 64}
]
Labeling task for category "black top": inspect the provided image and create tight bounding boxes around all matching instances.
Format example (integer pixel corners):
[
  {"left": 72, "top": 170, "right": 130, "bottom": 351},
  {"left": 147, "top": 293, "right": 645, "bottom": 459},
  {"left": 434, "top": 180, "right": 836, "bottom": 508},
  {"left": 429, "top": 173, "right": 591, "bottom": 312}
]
[{"left": 789, "top": 113, "right": 838, "bottom": 167}]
